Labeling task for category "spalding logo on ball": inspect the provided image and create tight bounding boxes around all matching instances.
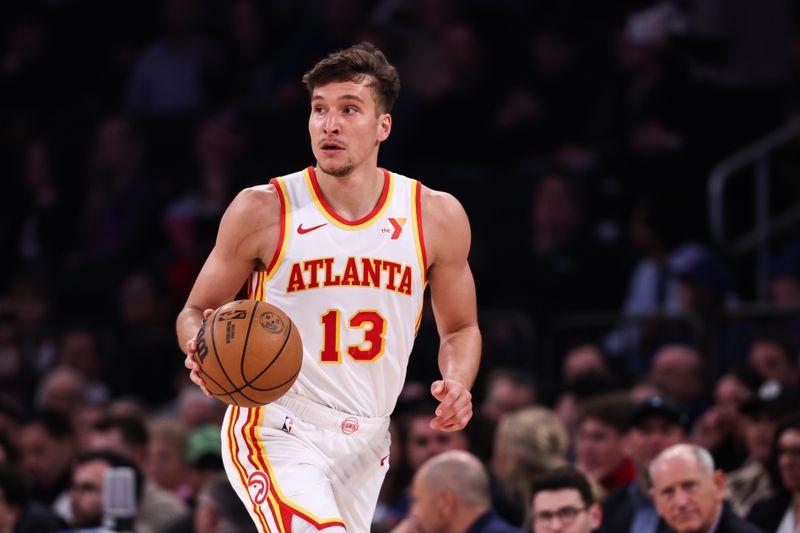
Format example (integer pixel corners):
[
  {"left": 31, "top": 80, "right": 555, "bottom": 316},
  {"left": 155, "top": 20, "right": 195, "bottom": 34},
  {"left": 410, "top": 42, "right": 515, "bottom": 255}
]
[{"left": 196, "top": 300, "right": 303, "bottom": 407}]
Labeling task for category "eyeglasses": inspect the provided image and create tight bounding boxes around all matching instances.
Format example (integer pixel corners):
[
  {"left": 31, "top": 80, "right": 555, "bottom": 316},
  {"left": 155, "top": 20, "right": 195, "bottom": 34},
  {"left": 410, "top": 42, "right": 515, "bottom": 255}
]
[
  {"left": 533, "top": 506, "right": 587, "bottom": 527},
  {"left": 70, "top": 482, "right": 101, "bottom": 494}
]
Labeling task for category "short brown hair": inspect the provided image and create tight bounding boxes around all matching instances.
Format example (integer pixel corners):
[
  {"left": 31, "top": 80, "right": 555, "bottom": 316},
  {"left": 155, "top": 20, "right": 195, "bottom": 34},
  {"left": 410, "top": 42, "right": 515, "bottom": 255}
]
[{"left": 302, "top": 42, "right": 400, "bottom": 114}]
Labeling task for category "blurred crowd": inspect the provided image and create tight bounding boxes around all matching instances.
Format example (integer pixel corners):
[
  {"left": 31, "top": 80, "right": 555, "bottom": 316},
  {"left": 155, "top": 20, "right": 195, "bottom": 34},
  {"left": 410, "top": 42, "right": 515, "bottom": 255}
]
[{"left": 2, "top": 0, "right": 800, "bottom": 531}]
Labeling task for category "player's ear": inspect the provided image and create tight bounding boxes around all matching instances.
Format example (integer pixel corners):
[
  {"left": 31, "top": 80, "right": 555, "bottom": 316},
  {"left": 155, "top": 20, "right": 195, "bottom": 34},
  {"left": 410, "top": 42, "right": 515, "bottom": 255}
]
[{"left": 377, "top": 113, "right": 391, "bottom": 143}]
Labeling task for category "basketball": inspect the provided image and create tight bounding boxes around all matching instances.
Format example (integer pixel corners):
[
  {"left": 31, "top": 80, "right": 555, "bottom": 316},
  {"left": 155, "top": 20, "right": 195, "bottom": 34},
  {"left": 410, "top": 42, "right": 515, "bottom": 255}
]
[{"left": 195, "top": 299, "right": 302, "bottom": 407}]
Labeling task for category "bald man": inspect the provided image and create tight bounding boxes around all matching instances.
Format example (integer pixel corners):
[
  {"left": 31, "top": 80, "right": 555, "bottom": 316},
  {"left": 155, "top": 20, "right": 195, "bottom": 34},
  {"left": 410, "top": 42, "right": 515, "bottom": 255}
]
[
  {"left": 649, "top": 444, "right": 764, "bottom": 533},
  {"left": 392, "top": 450, "right": 521, "bottom": 533}
]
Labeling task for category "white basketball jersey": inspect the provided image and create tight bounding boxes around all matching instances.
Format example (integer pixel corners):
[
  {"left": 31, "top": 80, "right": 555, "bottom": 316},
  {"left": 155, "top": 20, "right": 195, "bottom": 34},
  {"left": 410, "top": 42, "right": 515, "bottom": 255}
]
[{"left": 249, "top": 167, "right": 427, "bottom": 418}]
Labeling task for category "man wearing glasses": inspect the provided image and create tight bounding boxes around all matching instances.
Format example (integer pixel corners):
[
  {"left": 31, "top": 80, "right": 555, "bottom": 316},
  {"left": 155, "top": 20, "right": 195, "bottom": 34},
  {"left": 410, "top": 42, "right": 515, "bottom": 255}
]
[{"left": 531, "top": 467, "right": 602, "bottom": 533}]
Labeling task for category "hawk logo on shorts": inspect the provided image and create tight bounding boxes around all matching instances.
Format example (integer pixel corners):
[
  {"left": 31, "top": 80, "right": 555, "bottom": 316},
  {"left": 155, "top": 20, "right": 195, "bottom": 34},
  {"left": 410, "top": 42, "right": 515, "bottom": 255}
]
[
  {"left": 247, "top": 471, "right": 270, "bottom": 505},
  {"left": 259, "top": 312, "right": 286, "bottom": 335},
  {"left": 340, "top": 417, "right": 359, "bottom": 435},
  {"left": 281, "top": 416, "right": 293, "bottom": 433}
]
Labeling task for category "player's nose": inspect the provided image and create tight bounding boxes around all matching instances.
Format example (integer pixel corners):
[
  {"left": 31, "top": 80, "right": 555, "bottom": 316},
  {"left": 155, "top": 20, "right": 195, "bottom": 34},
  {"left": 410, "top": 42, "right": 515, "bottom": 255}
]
[{"left": 323, "top": 114, "right": 340, "bottom": 134}]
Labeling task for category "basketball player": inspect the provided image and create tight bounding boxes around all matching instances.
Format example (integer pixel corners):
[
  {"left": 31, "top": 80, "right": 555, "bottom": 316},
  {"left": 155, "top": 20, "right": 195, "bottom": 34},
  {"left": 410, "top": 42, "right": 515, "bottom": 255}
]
[{"left": 176, "top": 43, "right": 481, "bottom": 532}]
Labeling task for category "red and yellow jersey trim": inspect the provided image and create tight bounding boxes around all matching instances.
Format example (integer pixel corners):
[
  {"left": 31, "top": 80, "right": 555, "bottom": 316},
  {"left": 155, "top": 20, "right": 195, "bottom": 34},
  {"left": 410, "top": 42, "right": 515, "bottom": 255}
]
[
  {"left": 229, "top": 406, "right": 347, "bottom": 532},
  {"left": 411, "top": 180, "right": 428, "bottom": 284},
  {"left": 305, "top": 166, "right": 393, "bottom": 230},
  {"left": 249, "top": 177, "right": 291, "bottom": 302}
]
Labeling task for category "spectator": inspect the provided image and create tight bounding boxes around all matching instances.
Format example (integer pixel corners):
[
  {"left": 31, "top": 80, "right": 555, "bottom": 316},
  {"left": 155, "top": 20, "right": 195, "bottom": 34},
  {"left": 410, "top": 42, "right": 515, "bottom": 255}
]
[
  {"left": 111, "top": 270, "right": 183, "bottom": 408},
  {"left": 192, "top": 473, "right": 256, "bottom": 533},
  {"left": 56, "top": 327, "right": 110, "bottom": 405},
  {"left": 562, "top": 344, "right": 614, "bottom": 386},
  {"left": 19, "top": 410, "right": 76, "bottom": 522},
  {"left": 649, "top": 343, "right": 708, "bottom": 418},
  {"left": 66, "top": 451, "right": 144, "bottom": 532},
  {"left": 748, "top": 413, "right": 800, "bottom": 532},
  {"left": 86, "top": 414, "right": 190, "bottom": 533},
  {"left": 727, "top": 382, "right": 800, "bottom": 516},
  {"left": 184, "top": 424, "right": 224, "bottom": 491},
  {"left": 479, "top": 367, "right": 537, "bottom": 424},
  {"left": 35, "top": 366, "right": 89, "bottom": 422},
  {"left": 146, "top": 418, "right": 193, "bottom": 503},
  {"left": 491, "top": 407, "right": 570, "bottom": 527},
  {"left": 392, "top": 450, "right": 521, "bottom": 533},
  {"left": 125, "top": 0, "right": 219, "bottom": 117},
  {"left": 530, "top": 466, "right": 603, "bottom": 533},
  {"left": 385, "top": 403, "right": 471, "bottom": 522},
  {"left": 602, "top": 395, "right": 689, "bottom": 533},
  {"left": 691, "top": 369, "right": 757, "bottom": 472},
  {"left": 174, "top": 386, "right": 226, "bottom": 430},
  {"left": 0, "top": 462, "right": 62, "bottom": 533},
  {"left": 402, "top": 404, "right": 470, "bottom": 474},
  {"left": 71, "top": 116, "right": 161, "bottom": 289},
  {"left": 574, "top": 392, "right": 636, "bottom": 493},
  {"left": 745, "top": 333, "right": 799, "bottom": 387},
  {"left": 649, "top": 443, "right": 764, "bottom": 533},
  {"left": 604, "top": 190, "right": 712, "bottom": 376}
]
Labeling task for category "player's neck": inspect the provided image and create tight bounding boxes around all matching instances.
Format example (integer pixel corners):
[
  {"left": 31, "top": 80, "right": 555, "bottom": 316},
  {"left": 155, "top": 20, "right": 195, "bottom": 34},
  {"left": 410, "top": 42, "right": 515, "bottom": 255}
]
[{"left": 314, "top": 166, "right": 385, "bottom": 222}]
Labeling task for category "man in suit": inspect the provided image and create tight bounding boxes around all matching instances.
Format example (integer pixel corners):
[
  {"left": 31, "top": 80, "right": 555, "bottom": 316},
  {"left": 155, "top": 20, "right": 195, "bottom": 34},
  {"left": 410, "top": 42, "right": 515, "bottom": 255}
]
[
  {"left": 649, "top": 444, "right": 764, "bottom": 533},
  {"left": 391, "top": 450, "right": 521, "bottom": 533}
]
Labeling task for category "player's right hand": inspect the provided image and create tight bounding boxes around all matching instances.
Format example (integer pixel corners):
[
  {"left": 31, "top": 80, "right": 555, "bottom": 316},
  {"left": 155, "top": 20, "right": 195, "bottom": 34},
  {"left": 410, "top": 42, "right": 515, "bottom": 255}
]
[{"left": 184, "top": 308, "right": 215, "bottom": 397}]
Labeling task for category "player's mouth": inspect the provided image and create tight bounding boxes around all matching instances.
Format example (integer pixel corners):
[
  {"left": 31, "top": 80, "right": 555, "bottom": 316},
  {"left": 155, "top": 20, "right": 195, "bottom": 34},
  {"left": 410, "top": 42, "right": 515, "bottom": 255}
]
[{"left": 320, "top": 141, "right": 346, "bottom": 152}]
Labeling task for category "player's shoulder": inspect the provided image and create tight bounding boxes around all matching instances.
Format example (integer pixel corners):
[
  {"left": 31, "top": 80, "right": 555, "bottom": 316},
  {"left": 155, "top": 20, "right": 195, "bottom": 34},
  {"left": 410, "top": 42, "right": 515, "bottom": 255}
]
[
  {"left": 231, "top": 183, "right": 280, "bottom": 210},
  {"left": 221, "top": 183, "right": 282, "bottom": 230},
  {"left": 419, "top": 184, "right": 467, "bottom": 224}
]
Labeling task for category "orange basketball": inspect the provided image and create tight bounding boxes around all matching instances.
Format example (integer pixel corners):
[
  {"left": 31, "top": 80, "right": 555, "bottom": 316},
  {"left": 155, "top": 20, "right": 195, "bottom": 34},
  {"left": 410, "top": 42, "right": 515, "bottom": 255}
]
[{"left": 195, "top": 300, "right": 302, "bottom": 407}]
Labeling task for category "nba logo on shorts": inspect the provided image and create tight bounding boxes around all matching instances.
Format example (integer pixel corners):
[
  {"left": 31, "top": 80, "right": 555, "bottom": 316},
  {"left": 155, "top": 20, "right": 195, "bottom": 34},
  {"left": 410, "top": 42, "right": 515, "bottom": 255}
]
[
  {"left": 247, "top": 471, "right": 270, "bottom": 504},
  {"left": 340, "top": 417, "right": 359, "bottom": 435}
]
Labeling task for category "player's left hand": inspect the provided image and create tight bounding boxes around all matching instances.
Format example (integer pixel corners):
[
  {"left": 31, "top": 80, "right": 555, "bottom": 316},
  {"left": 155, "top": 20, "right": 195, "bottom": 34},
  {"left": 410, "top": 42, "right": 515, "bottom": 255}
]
[{"left": 429, "top": 379, "right": 472, "bottom": 431}]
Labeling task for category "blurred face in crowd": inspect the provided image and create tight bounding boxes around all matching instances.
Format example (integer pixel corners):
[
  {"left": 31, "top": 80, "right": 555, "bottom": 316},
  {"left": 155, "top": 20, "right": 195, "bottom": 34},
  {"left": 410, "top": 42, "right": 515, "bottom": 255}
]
[
  {"left": 778, "top": 429, "right": 800, "bottom": 493},
  {"left": 743, "top": 412, "right": 776, "bottom": 464},
  {"left": 748, "top": 340, "right": 797, "bottom": 385},
  {"left": 532, "top": 488, "right": 600, "bottom": 533},
  {"left": 70, "top": 459, "right": 107, "bottom": 528},
  {"left": 650, "top": 346, "right": 703, "bottom": 403},
  {"left": 713, "top": 374, "right": 752, "bottom": 419},
  {"left": 408, "top": 467, "right": 449, "bottom": 533},
  {"left": 405, "top": 417, "right": 468, "bottom": 471},
  {"left": 626, "top": 415, "right": 685, "bottom": 471},
  {"left": 650, "top": 449, "right": 725, "bottom": 533},
  {"left": 480, "top": 376, "right": 535, "bottom": 423},
  {"left": 575, "top": 418, "right": 626, "bottom": 482},
  {"left": 147, "top": 435, "right": 190, "bottom": 491},
  {"left": 531, "top": 175, "right": 580, "bottom": 254},
  {"left": 562, "top": 344, "right": 609, "bottom": 384},
  {"left": 20, "top": 423, "right": 74, "bottom": 489}
]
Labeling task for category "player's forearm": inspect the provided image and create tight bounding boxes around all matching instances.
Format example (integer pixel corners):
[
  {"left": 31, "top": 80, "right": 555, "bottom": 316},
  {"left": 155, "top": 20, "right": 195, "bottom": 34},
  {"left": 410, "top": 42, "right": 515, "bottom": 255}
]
[
  {"left": 176, "top": 306, "right": 205, "bottom": 353},
  {"left": 437, "top": 325, "right": 481, "bottom": 388}
]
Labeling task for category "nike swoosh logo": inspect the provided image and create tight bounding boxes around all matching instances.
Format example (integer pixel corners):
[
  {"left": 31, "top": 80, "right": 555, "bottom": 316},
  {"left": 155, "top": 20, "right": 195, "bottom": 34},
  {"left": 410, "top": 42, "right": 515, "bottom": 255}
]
[
  {"left": 297, "top": 223, "right": 327, "bottom": 234},
  {"left": 380, "top": 455, "right": 390, "bottom": 467}
]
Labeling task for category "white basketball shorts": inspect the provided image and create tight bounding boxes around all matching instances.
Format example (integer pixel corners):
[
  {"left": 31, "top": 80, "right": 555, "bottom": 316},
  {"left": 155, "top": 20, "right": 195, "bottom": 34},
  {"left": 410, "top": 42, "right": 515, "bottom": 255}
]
[{"left": 221, "top": 392, "right": 391, "bottom": 532}]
